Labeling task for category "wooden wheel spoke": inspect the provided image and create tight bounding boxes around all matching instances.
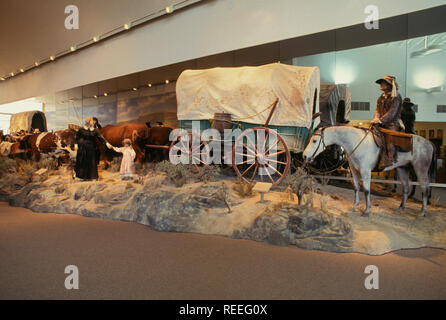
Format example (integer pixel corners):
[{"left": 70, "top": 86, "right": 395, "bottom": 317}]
[
  {"left": 245, "top": 135, "right": 258, "bottom": 154},
  {"left": 241, "top": 162, "right": 256, "bottom": 176},
  {"left": 267, "top": 158, "right": 287, "bottom": 165},
  {"left": 267, "top": 150, "right": 286, "bottom": 158},
  {"left": 250, "top": 164, "right": 259, "bottom": 181},
  {"left": 241, "top": 143, "right": 256, "bottom": 156},
  {"left": 266, "top": 162, "right": 283, "bottom": 176},
  {"left": 235, "top": 152, "right": 255, "bottom": 158}
]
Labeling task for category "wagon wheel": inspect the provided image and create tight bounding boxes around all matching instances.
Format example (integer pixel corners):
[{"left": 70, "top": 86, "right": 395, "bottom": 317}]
[
  {"left": 232, "top": 127, "right": 290, "bottom": 185},
  {"left": 169, "top": 131, "right": 209, "bottom": 174}
]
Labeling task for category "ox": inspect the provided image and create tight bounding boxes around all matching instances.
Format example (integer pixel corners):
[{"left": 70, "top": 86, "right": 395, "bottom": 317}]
[
  {"left": 0, "top": 141, "right": 27, "bottom": 158},
  {"left": 98, "top": 123, "right": 150, "bottom": 163},
  {"left": 21, "top": 129, "right": 77, "bottom": 162}
]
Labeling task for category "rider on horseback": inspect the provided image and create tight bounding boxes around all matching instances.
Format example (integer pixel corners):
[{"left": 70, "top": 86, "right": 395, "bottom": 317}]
[{"left": 371, "top": 75, "right": 403, "bottom": 169}]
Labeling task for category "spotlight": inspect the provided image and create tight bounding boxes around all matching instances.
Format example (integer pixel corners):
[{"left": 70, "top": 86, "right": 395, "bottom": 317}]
[
  {"left": 70, "top": 46, "right": 76, "bottom": 52},
  {"left": 165, "top": 80, "right": 170, "bottom": 84},
  {"left": 165, "top": 5, "right": 174, "bottom": 13},
  {"left": 104, "top": 93, "right": 108, "bottom": 96},
  {"left": 0, "top": 77, "right": 5, "bottom": 81},
  {"left": 93, "top": 36, "right": 99, "bottom": 42},
  {"left": 35, "top": 61, "right": 39, "bottom": 66},
  {"left": 20, "top": 68, "right": 24, "bottom": 73},
  {"left": 132, "top": 87, "right": 138, "bottom": 91},
  {"left": 148, "top": 83, "right": 152, "bottom": 87},
  {"left": 10, "top": 72, "right": 14, "bottom": 76},
  {"left": 93, "top": 95, "right": 98, "bottom": 99},
  {"left": 50, "top": 56, "right": 55, "bottom": 61},
  {"left": 124, "top": 23, "right": 131, "bottom": 30}
]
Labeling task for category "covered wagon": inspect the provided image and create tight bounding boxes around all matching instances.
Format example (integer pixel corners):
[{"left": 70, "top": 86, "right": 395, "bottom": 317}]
[
  {"left": 171, "top": 63, "right": 321, "bottom": 184},
  {"left": 9, "top": 110, "right": 47, "bottom": 133},
  {"left": 176, "top": 62, "right": 320, "bottom": 153},
  {"left": 318, "top": 83, "right": 351, "bottom": 127}
]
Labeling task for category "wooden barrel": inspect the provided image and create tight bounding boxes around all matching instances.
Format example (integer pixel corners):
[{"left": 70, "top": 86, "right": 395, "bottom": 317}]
[{"left": 211, "top": 113, "right": 233, "bottom": 134}]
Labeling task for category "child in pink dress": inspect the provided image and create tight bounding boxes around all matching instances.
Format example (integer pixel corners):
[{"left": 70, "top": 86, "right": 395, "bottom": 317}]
[{"left": 106, "top": 139, "right": 136, "bottom": 180}]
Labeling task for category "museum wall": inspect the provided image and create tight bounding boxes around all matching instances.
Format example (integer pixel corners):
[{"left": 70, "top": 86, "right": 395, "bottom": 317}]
[
  {"left": 42, "top": 81, "right": 177, "bottom": 131},
  {"left": 1, "top": 0, "right": 445, "bottom": 104},
  {"left": 293, "top": 32, "right": 446, "bottom": 124}
]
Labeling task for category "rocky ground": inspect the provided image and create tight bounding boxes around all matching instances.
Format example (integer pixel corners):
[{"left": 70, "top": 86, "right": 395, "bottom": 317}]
[{"left": 0, "top": 161, "right": 445, "bottom": 256}]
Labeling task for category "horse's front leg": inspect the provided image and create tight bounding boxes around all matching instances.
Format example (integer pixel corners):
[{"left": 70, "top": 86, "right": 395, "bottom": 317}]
[
  {"left": 395, "top": 167, "right": 409, "bottom": 214},
  {"left": 360, "top": 169, "right": 372, "bottom": 216}
]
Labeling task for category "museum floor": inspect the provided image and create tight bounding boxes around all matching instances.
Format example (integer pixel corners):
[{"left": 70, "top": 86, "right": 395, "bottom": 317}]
[{"left": 0, "top": 201, "right": 445, "bottom": 300}]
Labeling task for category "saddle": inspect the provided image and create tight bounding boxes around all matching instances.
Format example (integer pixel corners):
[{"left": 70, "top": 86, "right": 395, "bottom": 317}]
[
  {"left": 369, "top": 126, "right": 413, "bottom": 170},
  {"left": 377, "top": 128, "right": 413, "bottom": 153}
]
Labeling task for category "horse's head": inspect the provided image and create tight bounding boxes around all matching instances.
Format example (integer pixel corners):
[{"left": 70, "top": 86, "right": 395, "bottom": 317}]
[{"left": 302, "top": 128, "right": 327, "bottom": 164}]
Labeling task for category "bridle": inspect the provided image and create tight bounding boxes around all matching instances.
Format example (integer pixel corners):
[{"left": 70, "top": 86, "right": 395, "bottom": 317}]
[
  {"left": 307, "top": 126, "right": 370, "bottom": 162},
  {"left": 308, "top": 127, "right": 327, "bottom": 161}
]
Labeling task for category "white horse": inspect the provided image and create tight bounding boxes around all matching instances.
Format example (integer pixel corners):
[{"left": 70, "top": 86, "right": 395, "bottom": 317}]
[{"left": 302, "top": 126, "right": 436, "bottom": 216}]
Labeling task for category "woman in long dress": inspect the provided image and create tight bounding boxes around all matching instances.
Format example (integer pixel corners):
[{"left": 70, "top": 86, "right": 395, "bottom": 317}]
[{"left": 74, "top": 117, "right": 106, "bottom": 180}]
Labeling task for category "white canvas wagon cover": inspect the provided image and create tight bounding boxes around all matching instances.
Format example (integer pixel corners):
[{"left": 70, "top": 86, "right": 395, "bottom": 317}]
[
  {"left": 9, "top": 110, "right": 47, "bottom": 133},
  {"left": 176, "top": 63, "right": 320, "bottom": 128}
]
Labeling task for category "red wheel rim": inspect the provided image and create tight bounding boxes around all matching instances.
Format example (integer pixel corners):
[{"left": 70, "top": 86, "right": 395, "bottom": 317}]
[
  {"left": 232, "top": 127, "right": 290, "bottom": 185},
  {"left": 169, "top": 131, "right": 209, "bottom": 173}
]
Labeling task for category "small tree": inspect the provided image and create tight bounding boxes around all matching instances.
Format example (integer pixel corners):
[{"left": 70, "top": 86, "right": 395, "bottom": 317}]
[{"left": 284, "top": 167, "right": 316, "bottom": 205}]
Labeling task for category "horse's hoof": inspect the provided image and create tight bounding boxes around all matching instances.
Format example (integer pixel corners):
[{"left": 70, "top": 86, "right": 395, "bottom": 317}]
[
  {"left": 361, "top": 210, "right": 370, "bottom": 217},
  {"left": 420, "top": 211, "right": 427, "bottom": 217}
]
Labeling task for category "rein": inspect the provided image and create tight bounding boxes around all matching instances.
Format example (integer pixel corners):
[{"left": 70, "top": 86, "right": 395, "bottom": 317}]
[{"left": 306, "top": 127, "right": 370, "bottom": 174}]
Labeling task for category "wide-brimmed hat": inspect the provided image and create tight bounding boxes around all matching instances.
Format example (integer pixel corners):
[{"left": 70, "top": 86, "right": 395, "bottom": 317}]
[{"left": 376, "top": 75, "right": 399, "bottom": 97}]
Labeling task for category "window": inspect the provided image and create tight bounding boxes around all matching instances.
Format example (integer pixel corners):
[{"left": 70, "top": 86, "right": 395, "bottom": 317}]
[
  {"left": 437, "top": 105, "right": 446, "bottom": 113},
  {"left": 351, "top": 101, "right": 370, "bottom": 111}
]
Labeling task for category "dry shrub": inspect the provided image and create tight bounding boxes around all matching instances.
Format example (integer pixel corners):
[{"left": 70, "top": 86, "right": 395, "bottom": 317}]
[
  {"left": 197, "top": 165, "right": 221, "bottom": 183},
  {"left": 17, "top": 161, "right": 38, "bottom": 182},
  {"left": 212, "top": 182, "right": 231, "bottom": 213},
  {"left": 0, "top": 156, "right": 17, "bottom": 178},
  {"left": 38, "top": 158, "right": 59, "bottom": 171},
  {"left": 107, "top": 156, "right": 122, "bottom": 172},
  {"left": 155, "top": 160, "right": 190, "bottom": 187},
  {"left": 233, "top": 179, "right": 254, "bottom": 198},
  {"left": 320, "top": 193, "right": 331, "bottom": 213},
  {"left": 430, "top": 196, "right": 440, "bottom": 208},
  {"left": 144, "top": 175, "right": 165, "bottom": 189},
  {"left": 284, "top": 167, "right": 316, "bottom": 206}
]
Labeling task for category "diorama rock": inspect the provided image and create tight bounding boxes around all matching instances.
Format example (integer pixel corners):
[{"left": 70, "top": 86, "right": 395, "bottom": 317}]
[{"left": 1, "top": 164, "right": 446, "bottom": 256}]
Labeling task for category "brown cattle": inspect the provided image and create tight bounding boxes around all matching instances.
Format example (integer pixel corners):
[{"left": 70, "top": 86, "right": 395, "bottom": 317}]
[
  {"left": 146, "top": 126, "right": 173, "bottom": 161},
  {"left": 99, "top": 123, "right": 150, "bottom": 162},
  {"left": 21, "top": 129, "right": 77, "bottom": 162}
]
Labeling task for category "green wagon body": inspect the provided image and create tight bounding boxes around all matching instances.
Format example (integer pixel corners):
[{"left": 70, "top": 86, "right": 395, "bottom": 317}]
[{"left": 178, "top": 119, "right": 310, "bottom": 154}]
